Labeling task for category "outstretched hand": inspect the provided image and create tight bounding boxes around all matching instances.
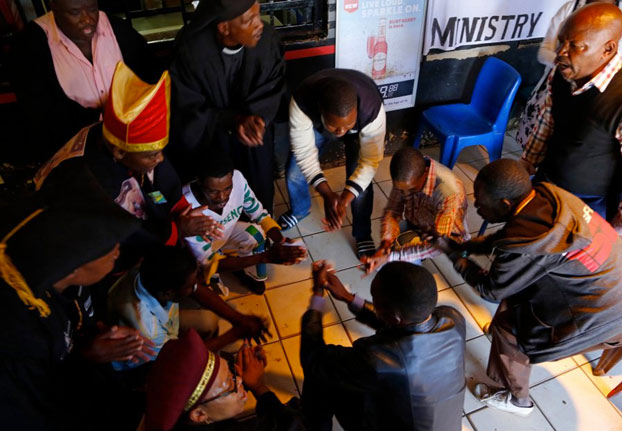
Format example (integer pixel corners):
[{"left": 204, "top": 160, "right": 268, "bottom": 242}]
[
  {"left": 81, "top": 322, "right": 156, "bottom": 363},
  {"left": 235, "top": 314, "right": 272, "bottom": 345},
  {"left": 266, "top": 239, "right": 307, "bottom": 265},
  {"left": 178, "top": 205, "right": 224, "bottom": 242},
  {"left": 320, "top": 192, "right": 346, "bottom": 232},
  {"left": 359, "top": 253, "right": 388, "bottom": 275}
]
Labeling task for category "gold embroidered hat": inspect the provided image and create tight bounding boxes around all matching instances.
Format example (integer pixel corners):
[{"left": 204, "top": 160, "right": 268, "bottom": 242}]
[
  {"left": 145, "top": 329, "right": 221, "bottom": 430},
  {"left": 103, "top": 62, "right": 171, "bottom": 153}
]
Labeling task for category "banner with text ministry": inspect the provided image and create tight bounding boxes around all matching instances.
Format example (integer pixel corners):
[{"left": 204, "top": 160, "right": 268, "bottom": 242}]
[
  {"left": 423, "top": 0, "right": 567, "bottom": 54},
  {"left": 336, "top": 0, "right": 427, "bottom": 111}
]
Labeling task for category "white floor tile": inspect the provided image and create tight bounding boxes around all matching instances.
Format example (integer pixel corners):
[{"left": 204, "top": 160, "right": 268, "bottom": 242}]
[
  {"left": 218, "top": 294, "right": 278, "bottom": 344},
  {"left": 431, "top": 253, "right": 466, "bottom": 287},
  {"left": 531, "top": 368, "right": 622, "bottom": 430},
  {"left": 572, "top": 349, "right": 603, "bottom": 367},
  {"left": 504, "top": 151, "right": 522, "bottom": 161},
  {"left": 453, "top": 283, "right": 498, "bottom": 332},
  {"left": 438, "top": 288, "right": 483, "bottom": 341},
  {"left": 374, "top": 156, "right": 393, "bottom": 182},
  {"left": 456, "top": 158, "right": 489, "bottom": 182},
  {"left": 502, "top": 133, "right": 521, "bottom": 154},
  {"left": 530, "top": 357, "right": 579, "bottom": 388},
  {"left": 468, "top": 404, "right": 553, "bottom": 431},
  {"left": 456, "top": 145, "right": 489, "bottom": 164},
  {"left": 376, "top": 179, "right": 393, "bottom": 199},
  {"left": 453, "top": 163, "right": 475, "bottom": 195},
  {"left": 580, "top": 359, "right": 622, "bottom": 412},
  {"left": 462, "top": 417, "right": 475, "bottom": 431},
  {"left": 264, "top": 252, "right": 313, "bottom": 289},
  {"left": 281, "top": 323, "right": 352, "bottom": 391},
  {"left": 303, "top": 228, "right": 360, "bottom": 271},
  {"left": 265, "top": 280, "right": 340, "bottom": 338},
  {"left": 260, "top": 341, "right": 301, "bottom": 400},
  {"left": 420, "top": 258, "right": 451, "bottom": 292}
]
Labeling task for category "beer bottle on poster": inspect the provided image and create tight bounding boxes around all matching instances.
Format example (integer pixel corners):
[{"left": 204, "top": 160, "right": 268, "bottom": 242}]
[{"left": 372, "top": 18, "right": 387, "bottom": 80}]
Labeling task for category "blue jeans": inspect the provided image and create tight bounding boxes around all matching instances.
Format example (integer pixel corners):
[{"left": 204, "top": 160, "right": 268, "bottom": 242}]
[{"left": 285, "top": 129, "right": 373, "bottom": 241}]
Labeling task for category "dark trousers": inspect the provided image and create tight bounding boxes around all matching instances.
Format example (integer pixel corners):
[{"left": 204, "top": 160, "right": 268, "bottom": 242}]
[
  {"left": 488, "top": 300, "right": 622, "bottom": 399},
  {"left": 285, "top": 130, "right": 373, "bottom": 241}
]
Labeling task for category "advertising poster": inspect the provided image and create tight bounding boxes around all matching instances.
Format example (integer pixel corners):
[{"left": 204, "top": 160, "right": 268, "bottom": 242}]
[
  {"left": 336, "top": 0, "right": 427, "bottom": 111},
  {"left": 424, "top": 0, "right": 567, "bottom": 54}
]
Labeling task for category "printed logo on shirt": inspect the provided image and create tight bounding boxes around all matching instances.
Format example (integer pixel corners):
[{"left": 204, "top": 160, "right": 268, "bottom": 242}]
[
  {"left": 196, "top": 235, "right": 213, "bottom": 252},
  {"left": 566, "top": 206, "right": 618, "bottom": 272},
  {"left": 243, "top": 185, "right": 260, "bottom": 214},
  {"left": 148, "top": 191, "right": 168, "bottom": 204}
]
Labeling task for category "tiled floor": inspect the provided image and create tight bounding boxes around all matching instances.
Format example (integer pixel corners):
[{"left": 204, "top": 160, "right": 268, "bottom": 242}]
[{"left": 224, "top": 132, "right": 622, "bottom": 431}]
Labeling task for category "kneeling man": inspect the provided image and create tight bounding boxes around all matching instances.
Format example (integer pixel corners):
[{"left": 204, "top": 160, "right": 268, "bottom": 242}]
[{"left": 437, "top": 159, "right": 622, "bottom": 416}]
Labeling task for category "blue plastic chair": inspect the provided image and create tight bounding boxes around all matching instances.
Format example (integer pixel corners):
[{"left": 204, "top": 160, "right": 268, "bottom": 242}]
[{"left": 413, "top": 57, "right": 522, "bottom": 169}]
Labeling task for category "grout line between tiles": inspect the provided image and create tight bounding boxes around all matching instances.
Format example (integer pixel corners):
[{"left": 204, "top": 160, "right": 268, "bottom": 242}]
[
  {"left": 529, "top": 396, "right": 556, "bottom": 431},
  {"left": 276, "top": 337, "right": 302, "bottom": 397},
  {"left": 576, "top": 358, "right": 622, "bottom": 419},
  {"left": 448, "top": 285, "right": 487, "bottom": 336},
  {"left": 465, "top": 413, "right": 478, "bottom": 431}
]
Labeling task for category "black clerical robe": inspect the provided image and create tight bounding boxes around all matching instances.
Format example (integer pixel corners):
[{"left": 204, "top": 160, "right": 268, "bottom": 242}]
[{"left": 169, "top": 23, "right": 286, "bottom": 211}]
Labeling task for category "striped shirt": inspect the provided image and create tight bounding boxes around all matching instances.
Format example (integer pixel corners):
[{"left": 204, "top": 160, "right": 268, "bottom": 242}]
[
  {"left": 382, "top": 158, "right": 470, "bottom": 263},
  {"left": 522, "top": 53, "right": 622, "bottom": 165}
]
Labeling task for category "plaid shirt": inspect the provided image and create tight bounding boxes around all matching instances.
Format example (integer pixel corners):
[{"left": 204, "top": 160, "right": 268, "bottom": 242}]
[
  {"left": 522, "top": 53, "right": 622, "bottom": 165},
  {"left": 381, "top": 158, "right": 470, "bottom": 263}
]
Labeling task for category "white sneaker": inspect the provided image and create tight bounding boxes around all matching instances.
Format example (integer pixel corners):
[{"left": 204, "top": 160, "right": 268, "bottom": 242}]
[{"left": 474, "top": 383, "right": 534, "bottom": 417}]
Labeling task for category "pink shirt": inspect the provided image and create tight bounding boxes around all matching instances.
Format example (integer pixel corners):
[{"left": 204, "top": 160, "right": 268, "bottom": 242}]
[{"left": 35, "top": 11, "right": 123, "bottom": 109}]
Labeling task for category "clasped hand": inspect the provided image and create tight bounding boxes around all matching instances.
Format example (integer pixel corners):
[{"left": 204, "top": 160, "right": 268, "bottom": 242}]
[
  {"left": 81, "top": 322, "right": 156, "bottom": 364},
  {"left": 311, "top": 260, "right": 354, "bottom": 303},
  {"left": 237, "top": 115, "right": 265, "bottom": 147},
  {"left": 265, "top": 237, "right": 307, "bottom": 265},
  {"left": 178, "top": 205, "right": 224, "bottom": 242}
]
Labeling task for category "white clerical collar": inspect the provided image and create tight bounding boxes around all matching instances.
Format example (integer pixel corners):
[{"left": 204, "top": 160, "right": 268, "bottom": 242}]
[{"left": 222, "top": 45, "right": 244, "bottom": 55}]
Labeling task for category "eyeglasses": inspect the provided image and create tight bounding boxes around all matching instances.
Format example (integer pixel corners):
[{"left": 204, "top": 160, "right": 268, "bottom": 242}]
[{"left": 199, "top": 360, "right": 238, "bottom": 404}]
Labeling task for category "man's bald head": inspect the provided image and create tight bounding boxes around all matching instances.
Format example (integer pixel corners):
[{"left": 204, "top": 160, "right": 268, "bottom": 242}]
[
  {"left": 567, "top": 3, "right": 622, "bottom": 41},
  {"left": 556, "top": 3, "right": 622, "bottom": 85}
]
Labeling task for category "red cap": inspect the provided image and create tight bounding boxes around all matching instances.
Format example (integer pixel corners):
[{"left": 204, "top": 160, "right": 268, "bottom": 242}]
[
  {"left": 145, "top": 329, "right": 221, "bottom": 431},
  {"left": 103, "top": 62, "right": 170, "bottom": 153}
]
